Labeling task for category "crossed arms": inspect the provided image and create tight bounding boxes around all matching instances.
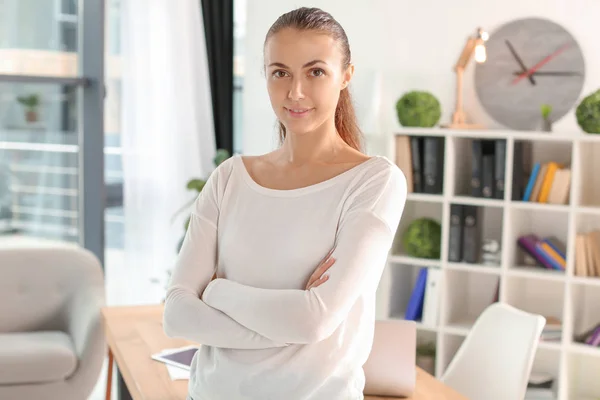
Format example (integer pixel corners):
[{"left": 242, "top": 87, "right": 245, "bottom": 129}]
[{"left": 163, "top": 164, "right": 406, "bottom": 349}]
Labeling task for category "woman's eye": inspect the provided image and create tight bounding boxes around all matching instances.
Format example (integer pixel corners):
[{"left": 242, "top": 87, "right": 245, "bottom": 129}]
[
  {"left": 311, "top": 69, "right": 325, "bottom": 77},
  {"left": 273, "top": 70, "right": 288, "bottom": 78}
]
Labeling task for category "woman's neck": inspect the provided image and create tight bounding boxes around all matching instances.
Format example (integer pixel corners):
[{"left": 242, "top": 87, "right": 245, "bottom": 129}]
[{"left": 278, "top": 120, "right": 345, "bottom": 166}]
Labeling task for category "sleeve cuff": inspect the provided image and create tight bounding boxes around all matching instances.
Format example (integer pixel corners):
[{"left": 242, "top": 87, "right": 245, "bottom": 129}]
[{"left": 201, "top": 278, "right": 220, "bottom": 303}]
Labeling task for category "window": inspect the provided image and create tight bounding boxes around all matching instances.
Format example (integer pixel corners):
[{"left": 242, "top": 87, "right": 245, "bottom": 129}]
[{"left": 0, "top": 0, "right": 106, "bottom": 263}]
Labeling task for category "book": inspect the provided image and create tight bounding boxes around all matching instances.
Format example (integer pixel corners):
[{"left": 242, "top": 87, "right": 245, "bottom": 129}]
[
  {"left": 544, "top": 236, "right": 567, "bottom": 259},
  {"left": 517, "top": 234, "right": 554, "bottom": 270},
  {"left": 547, "top": 168, "right": 571, "bottom": 205},
  {"left": 530, "top": 163, "right": 548, "bottom": 202},
  {"left": 538, "top": 162, "right": 561, "bottom": 203},
  {"left": 395, "top": 136, "right": 414, "bottom": 193},
  {"left": 575, "top": 234, "right": 588, "bottom": 277},
  {"left": 405, "top": 268, "right": 428, "bottom": 321},
  {"left": 523, "top": 162, "right": 540, "bottom": 201}
]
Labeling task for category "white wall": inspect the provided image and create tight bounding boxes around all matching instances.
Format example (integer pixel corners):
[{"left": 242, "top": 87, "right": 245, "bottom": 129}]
[{"left": 242, "top": 0, "right": 600, "bottom": 156}]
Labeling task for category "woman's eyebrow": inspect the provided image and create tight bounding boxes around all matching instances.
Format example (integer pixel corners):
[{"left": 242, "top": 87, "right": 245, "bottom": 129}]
[{"left": 268, "top": 60, "right": 327, "bottom": 68}]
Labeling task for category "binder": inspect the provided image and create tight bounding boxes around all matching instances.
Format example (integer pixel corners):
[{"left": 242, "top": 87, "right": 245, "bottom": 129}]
[
  {"left": 421, "top": 268, "right": 442, "bottom": 327},
  {"left": 482, "top": 154, "right": 495, "bottom": 198},
  {"left": 494, "top": 140, "right": 506, "bottom": 199},
  {"left": 405, "top": 268, "right": 428, "bottom": 321},
  {"left": 423, "top": 137, "right": 444, "bottom": 194},
  {"left": 448, "top": 204, "right": 464, "bottom": 262},
  {"left": 471, "top": 140, "right": 483, "bottom": 197},
  {"left": 462, "top": 205, "right": 481, "bottom": 263},
  {"left": 410, "top": 137, "right": 423, "bottom": 193}
]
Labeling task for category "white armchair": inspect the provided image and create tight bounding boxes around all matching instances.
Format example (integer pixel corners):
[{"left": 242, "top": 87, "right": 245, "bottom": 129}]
[{"left": 0, "top": 239, "right": 106, "bottom": 399}]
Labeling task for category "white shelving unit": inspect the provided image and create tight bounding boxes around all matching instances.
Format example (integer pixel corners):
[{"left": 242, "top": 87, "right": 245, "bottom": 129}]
[{"left": 372, "top": 127, "right": 600, "bottom": 400}]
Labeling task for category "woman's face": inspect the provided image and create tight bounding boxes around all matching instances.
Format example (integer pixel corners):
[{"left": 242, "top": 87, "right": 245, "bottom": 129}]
[{"left": 264, "top": 28, "right": 353, "bottom": 136}]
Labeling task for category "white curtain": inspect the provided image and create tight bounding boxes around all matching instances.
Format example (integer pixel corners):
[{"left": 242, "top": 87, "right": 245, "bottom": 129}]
[{"left": 119, "top": 0, "right": 216, "bottom": 305}]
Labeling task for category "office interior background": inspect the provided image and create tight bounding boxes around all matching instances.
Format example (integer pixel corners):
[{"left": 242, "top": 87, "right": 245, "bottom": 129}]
[{"left": 2, "top": 0, "right": 600, "bottom": 399}]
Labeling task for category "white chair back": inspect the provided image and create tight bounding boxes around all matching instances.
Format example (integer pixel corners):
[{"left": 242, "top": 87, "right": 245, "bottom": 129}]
[{"left": 441, "top": 302, "right": 546, "bottom": 400}]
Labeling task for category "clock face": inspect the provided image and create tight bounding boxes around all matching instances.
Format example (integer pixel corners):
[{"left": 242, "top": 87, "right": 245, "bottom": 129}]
[{"left": 474, "top": 17, "right": 585, "bottom": 130}]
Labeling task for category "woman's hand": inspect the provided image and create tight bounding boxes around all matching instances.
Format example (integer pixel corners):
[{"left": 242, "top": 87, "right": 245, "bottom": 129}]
[{"left": 305, "top": 249, "right": 336, "bottom": 290}]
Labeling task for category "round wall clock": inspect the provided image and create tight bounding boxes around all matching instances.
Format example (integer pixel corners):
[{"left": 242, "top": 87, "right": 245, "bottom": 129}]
[{"left": 474, "top": 17, "right": 586, "bottom": 130}]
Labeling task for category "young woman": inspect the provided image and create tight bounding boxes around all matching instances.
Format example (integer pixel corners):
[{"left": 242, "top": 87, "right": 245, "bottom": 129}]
[{"left": 163, "top": 7, "right": 407, "bottom": 400}]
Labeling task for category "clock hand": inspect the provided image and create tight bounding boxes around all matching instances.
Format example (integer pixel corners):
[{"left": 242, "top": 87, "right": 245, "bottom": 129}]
[
  {"left": 511, "top": 71, "right": 582, "bottom": 76},
  {"left": 512, "top": 43, "right": 571, "bottom": 85},
  {"left": 505, "top": 40, "right": 535, "bottom": 85}
]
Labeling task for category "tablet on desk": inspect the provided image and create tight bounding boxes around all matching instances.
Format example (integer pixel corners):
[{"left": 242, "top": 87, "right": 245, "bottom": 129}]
[{"left": 151, "top": 345, "right": 200, "bottom": 370}]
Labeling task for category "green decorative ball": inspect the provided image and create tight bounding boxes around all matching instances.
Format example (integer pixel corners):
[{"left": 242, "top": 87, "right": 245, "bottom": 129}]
[
  {"left": 576, "top": 89, "right": 600, "bottom": 134},
  {"left": 402, "top": 218, "right": 442, "bottom": 259},
  {"left": 395, "top": 91, "right": 442, "bottom": 128}
]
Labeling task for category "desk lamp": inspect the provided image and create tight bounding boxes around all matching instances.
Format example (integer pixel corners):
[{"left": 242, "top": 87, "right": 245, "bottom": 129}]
[{"left": 444, "top": 27, "right": 488, "bottom": 129}]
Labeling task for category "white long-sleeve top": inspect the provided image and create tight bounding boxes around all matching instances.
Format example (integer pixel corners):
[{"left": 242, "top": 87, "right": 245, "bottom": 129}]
[{"left": 163, "top": 153, "right": 407, "bottom": 400}]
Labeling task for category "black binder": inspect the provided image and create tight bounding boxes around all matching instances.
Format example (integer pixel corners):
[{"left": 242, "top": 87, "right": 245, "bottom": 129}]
[
  {"left": 423, "top": 137, "right": 444, "bottom": 194},
  {"left": 410, "top": 137, "right": 423, "bottom": 193},
  {"left": 482, "top": 154, "right": 495, "bottom": 198},
  {"left": 462, "top": 205, "right": 481, "bottom": 263},
  {"left": 511, "top": 142, "right": 527, "bottom": 201},
  {"left": 448, "top": 204, "right": 464, "bottom": 262},
  {"left": 471, "top": 140, "right": 482, "bottom": 197},
  {"left": 494, "top": 140, "right": 506, "bottom": 200}
]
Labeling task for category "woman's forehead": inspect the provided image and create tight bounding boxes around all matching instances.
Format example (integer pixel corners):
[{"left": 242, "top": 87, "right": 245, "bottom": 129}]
[{"left": 264, "top": 29, "right": 341, "bottom": 66}]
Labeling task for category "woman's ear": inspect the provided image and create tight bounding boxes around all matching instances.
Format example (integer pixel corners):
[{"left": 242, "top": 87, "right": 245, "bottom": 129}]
[{"left": 341, "top": 63, "right": 355, "bottom": 90}]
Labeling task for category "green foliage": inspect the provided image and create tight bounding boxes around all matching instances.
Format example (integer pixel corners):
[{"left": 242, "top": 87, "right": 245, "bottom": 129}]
[
  {"left": 214, "top": 148, "right": 230, "bottom": 166},
  {"left": 395, "top": 91, "right": 441, "bottom": 128},
  {"left": 16, "top": 94, "right": 40, "bottom": 111},
  {"left": 186, "top": 179, "right": 206, "bottom": 193},
  {"left": 576, "top": 89, "right": 600, "bottom": 134},
  {"left": 402, "top": 217, "right": 442, "bottom": 259},
  {"left": 540, "top": 104, "right": 552, "bottom": 119}
]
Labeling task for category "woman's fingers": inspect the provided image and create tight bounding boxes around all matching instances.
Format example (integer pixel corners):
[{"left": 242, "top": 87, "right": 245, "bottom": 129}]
[
  {"left": 309, "top": 256, "right": 335, "bottom": 283},
  {"left": 305, "top": 254, "right": 336, "bottom": 290},
  {"left": 307, "top": 273, "right": 330, "bottom": 290}
]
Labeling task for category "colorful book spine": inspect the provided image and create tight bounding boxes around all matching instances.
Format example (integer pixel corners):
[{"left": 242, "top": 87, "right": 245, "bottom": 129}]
[
  {"left": 405, "top": 268, "right": 428, "bottom": 321},
  {"left": 518, "top": 234, "right": 554, "bottom": 270},
  {"left": 523, "top": 162, "right": 540, "bottom": 202},
  {"left": 544, "top": 236, "right": 567, "bottom": 259},
  {"left": 586, "top": 326, "right": 600, "bottom": 346},
  {"left": 536, "top": 242, "right": 566, "bottom": 270}
]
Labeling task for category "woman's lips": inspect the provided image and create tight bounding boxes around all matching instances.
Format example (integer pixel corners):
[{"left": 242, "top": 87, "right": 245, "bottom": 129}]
[{"left": 285, "top": 107, "right": 314, "bottom": 118}]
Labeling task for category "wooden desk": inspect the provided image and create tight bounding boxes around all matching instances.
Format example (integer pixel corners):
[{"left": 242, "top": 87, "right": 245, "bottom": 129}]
[{"left": 102, "top": 305, "right": 466, "bottom": 400}]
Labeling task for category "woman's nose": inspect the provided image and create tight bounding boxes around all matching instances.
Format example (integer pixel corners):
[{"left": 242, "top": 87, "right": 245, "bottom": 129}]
[{"left": 287, "top": 78, "right": 305, "bottom": 101}]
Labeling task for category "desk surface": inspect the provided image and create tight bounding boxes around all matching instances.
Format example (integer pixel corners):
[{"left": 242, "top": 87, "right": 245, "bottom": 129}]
[{"left": 102, "top": 305, "right": 466, "bottom": 400}]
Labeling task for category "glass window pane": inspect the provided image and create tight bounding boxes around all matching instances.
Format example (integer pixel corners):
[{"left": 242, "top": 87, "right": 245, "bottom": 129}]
[
  {"left": 0, "top": 82, "right": 80, "bottom": 243},
  {"left": 104, "top": 0, "right": 123, "bottom": 251},
  {"left": 0, "top": 0, "right": 79, "bottom": 76}
]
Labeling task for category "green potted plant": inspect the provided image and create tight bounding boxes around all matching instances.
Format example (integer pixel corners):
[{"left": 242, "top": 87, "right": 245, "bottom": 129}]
[
  {"left": 16, "top": 94, "right": 40, "bottom": 123},
  {"left": 540, "top": 104, "right": 553, "bottom": 132},
  {"left": 402, "top": 217, "right": 442, "bottom": 259},
  {"left": 576, "top": 89, "right": 600, "bottom": 134},
  {"left": 395, "top": 91, "right": 442, "bottom": 128},
  {"left": 416, "top": 341, "right": 436, "bottom": 374}
]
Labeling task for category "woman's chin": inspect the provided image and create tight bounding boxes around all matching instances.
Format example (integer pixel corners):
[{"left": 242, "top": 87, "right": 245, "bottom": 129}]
[{"left": 281, "top": 119, "right": 315, "bottom": 135}]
